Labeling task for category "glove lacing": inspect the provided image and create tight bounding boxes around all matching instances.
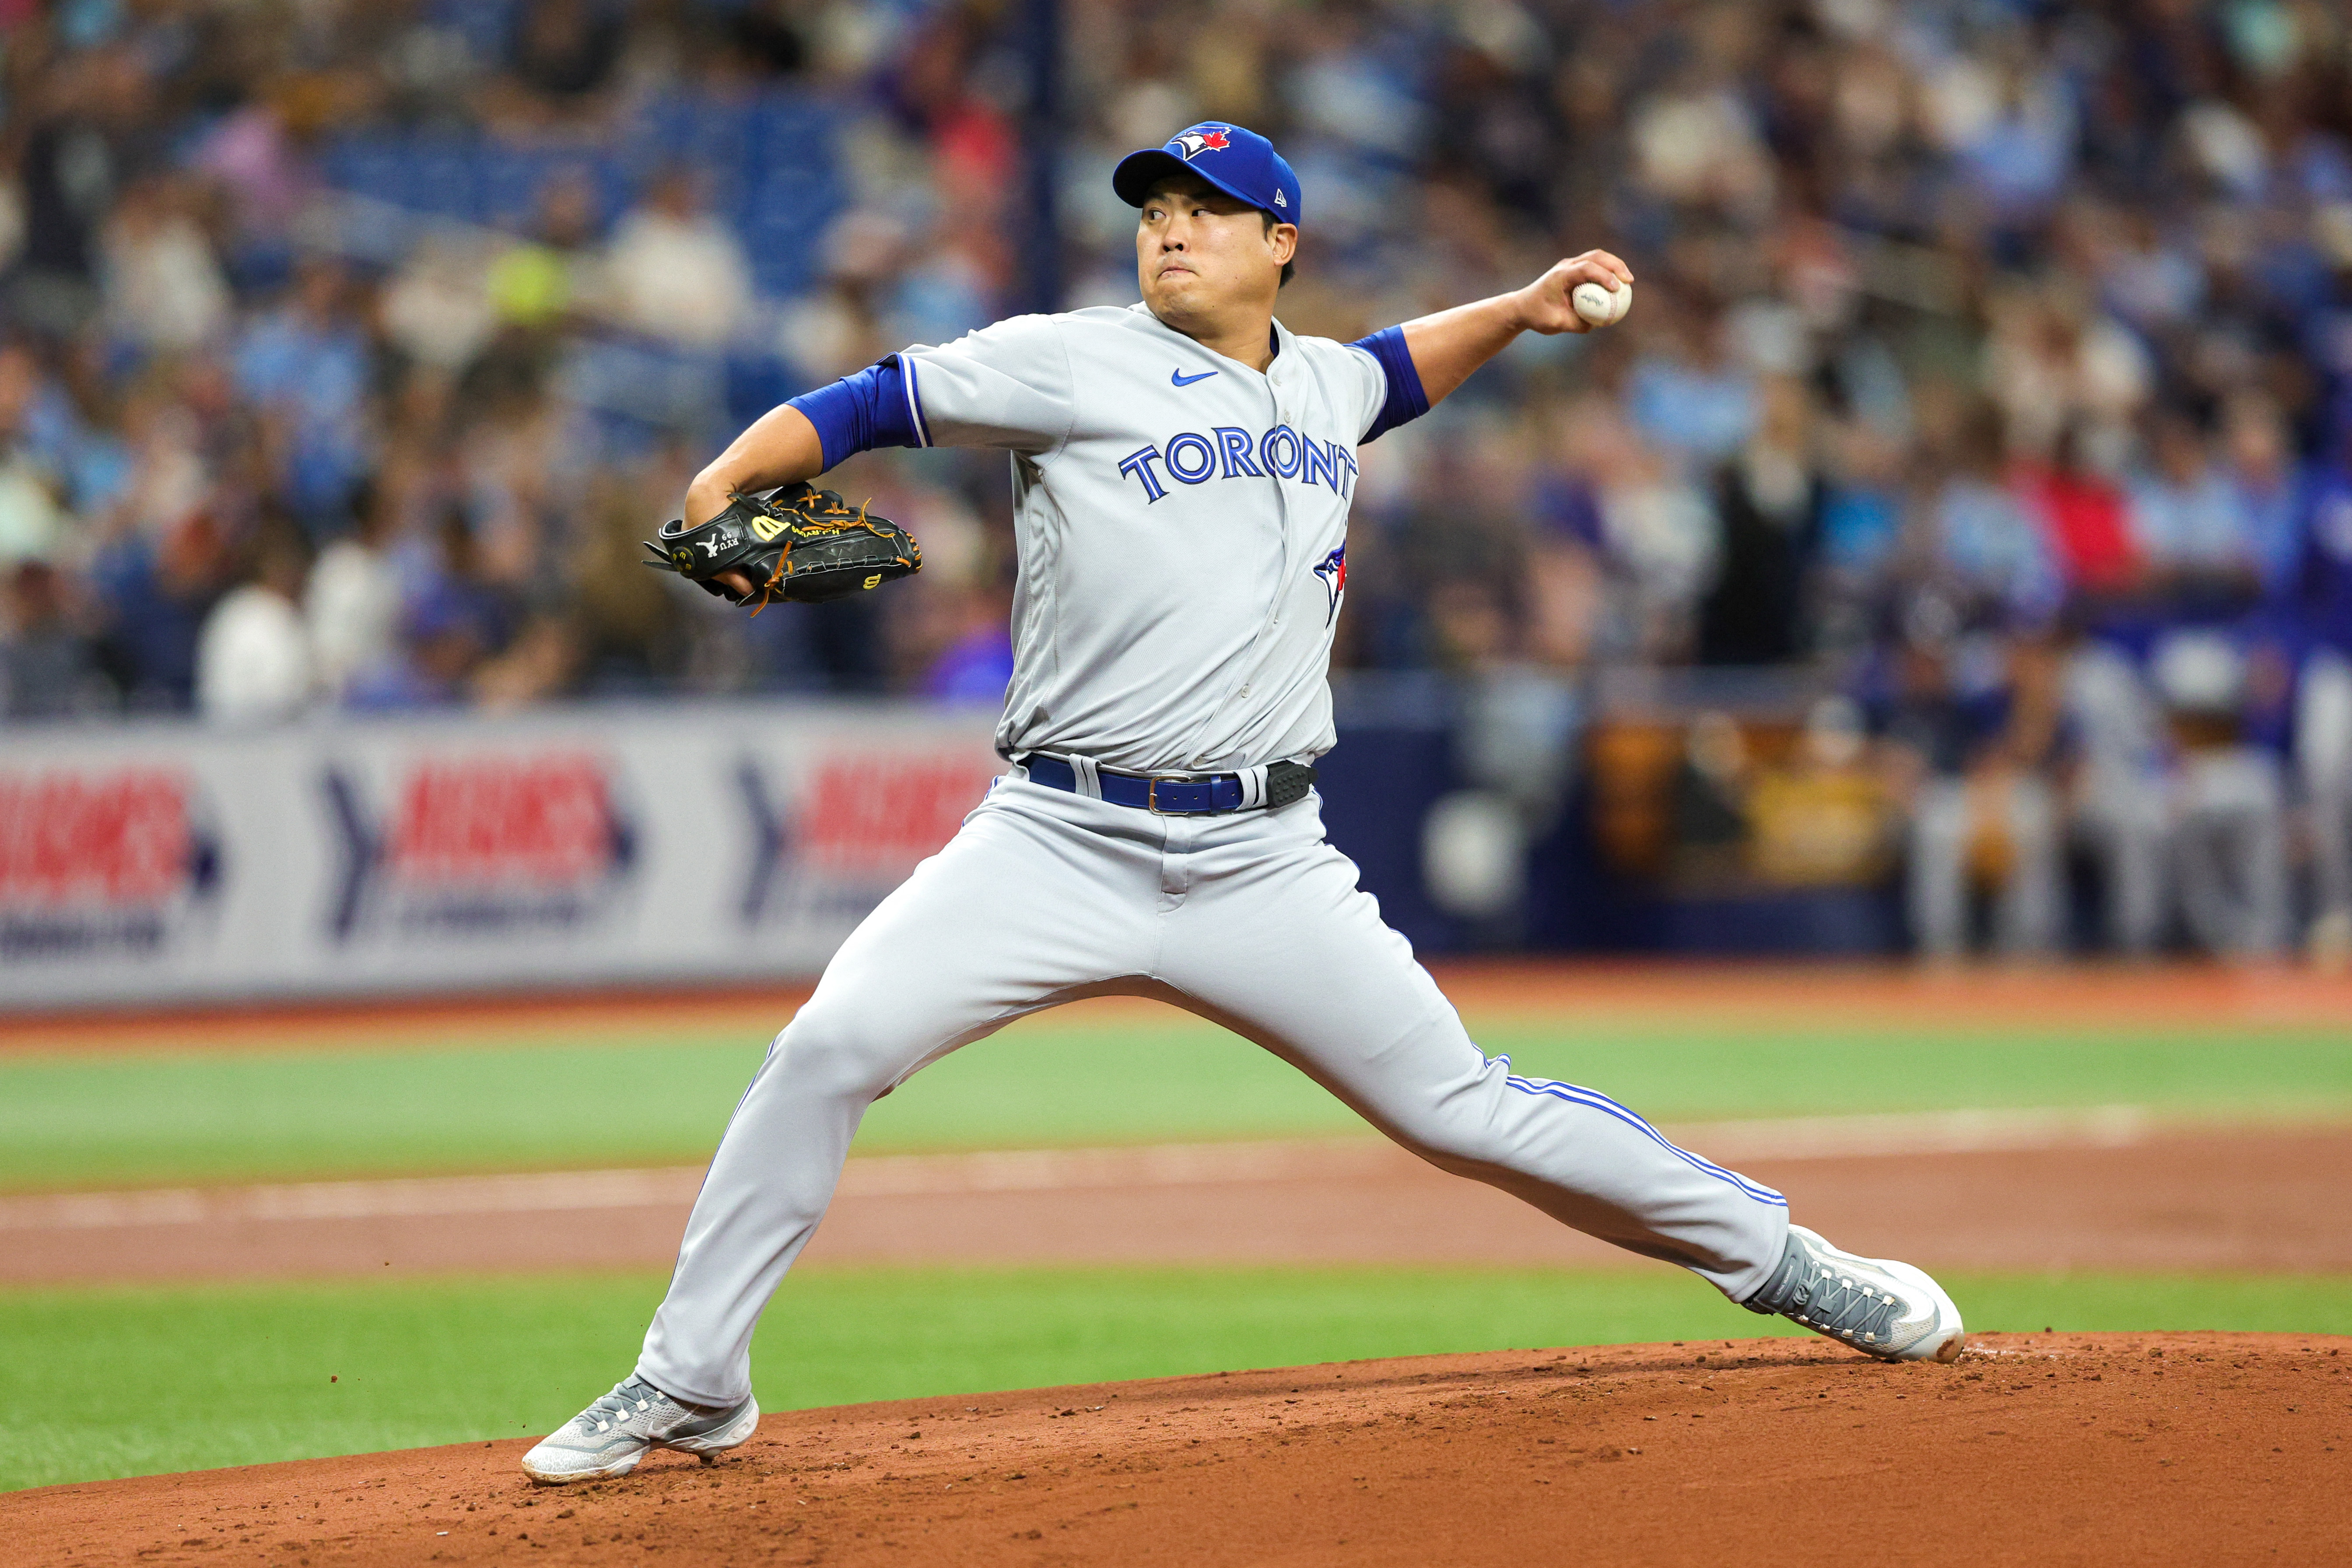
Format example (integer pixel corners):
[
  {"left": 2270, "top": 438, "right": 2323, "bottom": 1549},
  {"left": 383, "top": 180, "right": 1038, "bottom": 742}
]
[{"left": 746, "top": 494, "right": 880, "bottom": 615}]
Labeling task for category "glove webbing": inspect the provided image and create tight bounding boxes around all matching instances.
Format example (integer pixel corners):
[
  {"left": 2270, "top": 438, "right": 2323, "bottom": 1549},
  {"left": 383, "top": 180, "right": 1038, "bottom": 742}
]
[{"left": 747, "top": 496, "right": 888, "bottom": 615}]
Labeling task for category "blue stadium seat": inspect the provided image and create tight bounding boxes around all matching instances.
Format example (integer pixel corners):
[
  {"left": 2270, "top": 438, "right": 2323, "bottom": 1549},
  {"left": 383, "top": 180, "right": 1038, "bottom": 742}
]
[
  {"left": 405, "top": 140, "right": 483, "bottom": 220},
  {"left": 479, "top": 147, "right": 554, "bottom": 231},
  {"left": 314, "top": 94, "right": 839, "bottom": 299}
]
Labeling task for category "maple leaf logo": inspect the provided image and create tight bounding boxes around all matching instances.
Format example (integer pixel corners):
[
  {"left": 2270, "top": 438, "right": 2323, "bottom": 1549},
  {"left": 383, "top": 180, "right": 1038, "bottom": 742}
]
[{"left": 1170, "top": 127, "right": 1233, "bottom": 160}]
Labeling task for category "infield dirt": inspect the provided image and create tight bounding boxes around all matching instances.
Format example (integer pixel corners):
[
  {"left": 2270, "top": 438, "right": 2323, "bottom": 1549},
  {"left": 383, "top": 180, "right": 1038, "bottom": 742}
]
[
  {"left": 10, "top": 1125, "right": 2350, "bottom": 1282},
  {"left": 13, "top": 1332, "right": 2347, "bottom": 1567}
]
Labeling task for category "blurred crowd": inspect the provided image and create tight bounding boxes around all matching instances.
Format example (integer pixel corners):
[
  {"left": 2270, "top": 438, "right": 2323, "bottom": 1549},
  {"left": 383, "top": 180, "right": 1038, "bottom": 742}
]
[{"left": 0, "top": 0, "right": 2350, "bottom": 957}]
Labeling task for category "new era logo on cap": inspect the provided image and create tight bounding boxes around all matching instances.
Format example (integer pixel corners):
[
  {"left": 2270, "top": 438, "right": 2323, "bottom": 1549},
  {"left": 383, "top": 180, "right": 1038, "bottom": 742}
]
[{"left": 1113, "top": 122, "right": 1303, "bottom": 228}]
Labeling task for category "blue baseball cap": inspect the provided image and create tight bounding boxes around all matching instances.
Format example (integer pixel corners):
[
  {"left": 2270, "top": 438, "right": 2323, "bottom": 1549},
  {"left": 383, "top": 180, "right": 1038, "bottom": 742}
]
[{"left": 1113, "top": 123, "right": 1302, "bottom": 226}]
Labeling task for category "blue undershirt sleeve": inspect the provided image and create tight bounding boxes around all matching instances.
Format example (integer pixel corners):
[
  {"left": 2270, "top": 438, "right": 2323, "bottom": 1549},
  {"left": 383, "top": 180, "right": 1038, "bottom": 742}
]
[
  {"left": 784, "top": 354, "right": 924, "bottom": 470},
  {"left": 1351, "top": 325, "right": 1430, "bottom": 444}
]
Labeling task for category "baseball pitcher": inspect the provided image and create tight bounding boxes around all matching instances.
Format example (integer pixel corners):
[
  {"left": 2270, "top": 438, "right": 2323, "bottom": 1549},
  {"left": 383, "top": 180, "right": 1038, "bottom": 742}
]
[{"left": 524, "top": 123, "right": 1964, "bottom": 1484}]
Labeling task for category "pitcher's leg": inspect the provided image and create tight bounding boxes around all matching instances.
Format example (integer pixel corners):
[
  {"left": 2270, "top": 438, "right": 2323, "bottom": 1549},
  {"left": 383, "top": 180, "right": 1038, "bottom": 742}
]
[
  {"left": 637, "top": 788, "right": 1155, "bottom": 1405},
  {"left": 1157, "top": 810, "right": 1787, "bottom": 1299}
]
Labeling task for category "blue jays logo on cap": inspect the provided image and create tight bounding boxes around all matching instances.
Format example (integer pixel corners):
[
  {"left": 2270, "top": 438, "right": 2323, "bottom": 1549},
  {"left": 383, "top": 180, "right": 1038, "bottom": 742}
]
[
  {"left": 1171, "top": 126, "right": 1232, "bottom": 160},
  {"left": 1114, "top": 122, "right": 1303, "bottom": 227}
]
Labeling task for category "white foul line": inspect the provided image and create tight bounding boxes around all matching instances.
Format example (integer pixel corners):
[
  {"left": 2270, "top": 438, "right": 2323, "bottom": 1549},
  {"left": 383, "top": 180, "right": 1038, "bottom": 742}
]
[{"left": 0, "top": 1105, "right": 2175, "bottom": 1233}]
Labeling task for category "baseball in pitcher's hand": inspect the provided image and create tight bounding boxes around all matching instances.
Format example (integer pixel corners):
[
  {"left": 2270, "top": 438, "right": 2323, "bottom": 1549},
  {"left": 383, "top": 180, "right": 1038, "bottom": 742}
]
[{"left": 1515, "top": 252, "right": 1634, "bottom": 335}]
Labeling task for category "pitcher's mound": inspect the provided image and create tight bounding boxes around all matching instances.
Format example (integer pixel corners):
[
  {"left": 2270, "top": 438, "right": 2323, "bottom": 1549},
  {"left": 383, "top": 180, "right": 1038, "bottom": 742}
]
[{"left": 16, "top": 1333, "right": 2349, "bottom": 1565}]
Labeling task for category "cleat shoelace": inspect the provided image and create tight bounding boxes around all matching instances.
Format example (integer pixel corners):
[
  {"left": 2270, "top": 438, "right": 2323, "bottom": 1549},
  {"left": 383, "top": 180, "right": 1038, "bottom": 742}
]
[
  {"left": 1745, "top": 1235, "right": 1914, "bottom": 1351},
  {"left": 1781, "top": 1269, "right": 1902, "bottom": 1347},
  {"left": 571, "top": 1382, "right": 659, "bottom": 1438}
]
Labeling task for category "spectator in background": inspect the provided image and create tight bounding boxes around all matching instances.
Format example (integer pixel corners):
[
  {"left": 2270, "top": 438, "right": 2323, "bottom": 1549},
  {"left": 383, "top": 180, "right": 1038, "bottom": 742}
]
[
  {"left": 1743, "top": 695, "right": 1896, "bottom": 891},
  {"left": 11, "top": 339, "right": 133, "bottom": 523},
  {"left": 98, "top": 173, "right": 231, "bottom": 356},
  {"left": 487, "top": 168, "right": 603, "bottom": 335},
  {"left": 2290, "top": 428, "right": 2352, "bottom": 963},
  {"left": 570, "top": 458, "right": 694, "bottom": 692},
  {"left": 10, "top": 48, "right": 140, "bottom": 337},
  {"left": 346, "top": 590, "right": 486, "bottom": 711},
  {"left": 1668, "top": 709, "right": 1750, "bottom": 886},
  {"left": 2060, "top": 631, "right": 2172, "bottom": 957},
  {"left": 105, "top": 376, "right": 210, "bottom": 546},
  {"left": 508, "top": 0, "right": 624, "bottom": 107},
  {"left": 1699, "top": 375, "right": 1820, "bottom": 665},
  {"left": 1624, "top": 305, "right": 1756, "bottom": 468},
  {"left": 305, "top": 474, "right": 404, "bottom": 699},
  {"left": 1873, "top": 606, "right": 2064, "bottom": 961},
  {"left": 2220, "top": 393, "right": 2307, "bottom": 598},
  {"left": 0, "top": 559, "right": 109, "bottom": 718},
  {"left": 1941, "top": 28, "right": 2077, "bottom": 235},
  {"left": 473, "top": 613, "right": 585, "bottom": 710},
  {"left": 602, "top": 169, "right": 750, "bottom": 350},
  {"left": 189, "top": 87, "right": 316, "bottom": 257},
  {"left": 382, "top": 235, "right": 500, "bottom": 374},
  {"left": 1981, "top": 287, "right": 2152, "bottom": 463},
  {"left": 344, "top": 505, "right": 507, "bottom": 710},
  {"left": 2135, "top": 411, "right": 2258, "bottom": 595},
  {"left": 2150, "top": 630, "right": 2289, "bottom": 959},
  {"left": 1929, "top": 405, "right": 2059, "bottom": 626},
  {"left": 232, "top": 256, "right": 370, "bottom": 533},
  {"left": 1815, "top": 421, "right": 1905, "bottom": 604},
  {"left": 2299, "top": 645, "right": 2352, "bottom": 967},
  {"left": 1521, "top": 393, "right": 1615, "bottom": 666},
  {"left": 2127, "top": 410, "right": 2256, "bottom": 607},
  {"left": 1585, "top": 406, "right": 1718, "bottom": 664},
  {"left": 2023, "top": 420, "right": 2139, "bottom": 600},
  {"left": 0, "top": 388, "right": 67, "bottom": 569},
  {"left": 196, "top": 521, "right": 313, "bottom": 724},
  {"left": 89, "top": 507, "right": 230, "bottom": 710},
  {"left": 922, "top": 587, "right": 1014, "bottom": 705}
]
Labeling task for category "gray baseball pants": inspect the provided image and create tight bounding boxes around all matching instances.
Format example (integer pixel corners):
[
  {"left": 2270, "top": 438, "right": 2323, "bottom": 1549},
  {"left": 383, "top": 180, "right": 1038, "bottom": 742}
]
[{"left": 636, "top": 776, "right": 1791, "bottom": 1407}]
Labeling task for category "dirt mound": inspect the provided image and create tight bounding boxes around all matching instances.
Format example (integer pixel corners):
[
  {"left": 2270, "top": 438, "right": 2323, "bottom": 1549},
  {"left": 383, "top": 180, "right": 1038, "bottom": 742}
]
[{"left": 14, "top": 1333, "right": 2348, "bottom": 1566}]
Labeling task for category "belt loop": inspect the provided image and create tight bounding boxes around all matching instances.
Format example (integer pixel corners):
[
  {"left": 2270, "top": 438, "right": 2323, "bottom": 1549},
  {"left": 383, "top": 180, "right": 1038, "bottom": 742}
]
[
  {"left": 1069, "top": 754, "right": 1103, "bottom": 800},
  {"left": 1236, "top": 765, "right": 1268, "bottom": 810}
]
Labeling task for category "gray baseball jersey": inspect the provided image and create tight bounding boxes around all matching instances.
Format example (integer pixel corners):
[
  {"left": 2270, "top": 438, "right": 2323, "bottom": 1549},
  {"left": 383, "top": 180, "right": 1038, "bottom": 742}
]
[
  {"left": 622, "top": 300, "right": 1795, "bottom": 1411},
  {"left": 804, "top": 304, "right": 1415, "bottom": 774}
]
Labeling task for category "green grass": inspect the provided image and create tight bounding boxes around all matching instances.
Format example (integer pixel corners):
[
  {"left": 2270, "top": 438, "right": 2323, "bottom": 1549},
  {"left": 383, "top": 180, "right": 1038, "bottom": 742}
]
[
  {"left": 7, "top": 1265, "right": 2347, "bottom": 1494},
  {"left": 4, "top": 1016, "right": 2349, "bottom": 1191}
]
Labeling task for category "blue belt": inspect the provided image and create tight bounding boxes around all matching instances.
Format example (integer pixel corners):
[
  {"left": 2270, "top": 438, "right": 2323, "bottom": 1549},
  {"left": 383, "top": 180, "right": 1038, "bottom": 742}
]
[{"left": 1022, "top": 755, "right": 1316, "bottom": 815}]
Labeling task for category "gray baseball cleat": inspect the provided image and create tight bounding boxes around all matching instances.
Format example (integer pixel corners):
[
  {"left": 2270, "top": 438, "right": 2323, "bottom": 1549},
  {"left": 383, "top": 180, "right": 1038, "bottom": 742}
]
[
  {"left": 1740, "top": 1224, "right": 1966, "bottom": 1363},
  {"left": 521, "top": 1376, "right": 760, "bottom": 1484}
]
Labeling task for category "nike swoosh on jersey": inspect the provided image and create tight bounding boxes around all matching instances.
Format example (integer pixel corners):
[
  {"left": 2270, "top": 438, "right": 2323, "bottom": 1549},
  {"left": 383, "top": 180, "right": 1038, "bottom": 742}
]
[{"left": 1170, "top": 369, "right": 1219, "bottom": 387}]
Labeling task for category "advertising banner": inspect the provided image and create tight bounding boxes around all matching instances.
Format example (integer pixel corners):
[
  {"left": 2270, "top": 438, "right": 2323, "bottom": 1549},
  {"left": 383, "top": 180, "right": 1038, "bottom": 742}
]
[{"left": 0, "top": 702, "right": 1003, "bottom": 1009}]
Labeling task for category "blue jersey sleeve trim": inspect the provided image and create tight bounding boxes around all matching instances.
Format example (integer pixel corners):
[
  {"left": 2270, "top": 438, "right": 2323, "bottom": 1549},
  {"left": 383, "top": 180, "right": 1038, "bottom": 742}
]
[
  {"left": 898, "top": 352, "right": 932, "bottom": 448},
  {"left": 1352, "top": 325, "right": 1429, "bottom": 444},
  {"left": 785, "top": 354, "right": 924, "bottom": 469}
]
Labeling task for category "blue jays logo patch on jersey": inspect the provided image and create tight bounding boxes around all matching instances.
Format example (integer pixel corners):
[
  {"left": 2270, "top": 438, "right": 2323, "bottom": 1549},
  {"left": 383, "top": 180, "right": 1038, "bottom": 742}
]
[
  {"left": 1314, "top": 546, "right": 1346, "bottom": 624},
  {"left": 1170, "top": 126, "right": 1231, "bottom": 160}
]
